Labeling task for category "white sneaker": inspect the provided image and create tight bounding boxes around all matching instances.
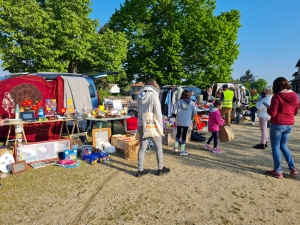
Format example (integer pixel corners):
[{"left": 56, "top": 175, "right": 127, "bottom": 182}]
[
  {"left": 251, "top": 122, "right": 254, "bottom": 125},
  {"left": 179, "top": 151, "right": 188, "bottom": 156}
]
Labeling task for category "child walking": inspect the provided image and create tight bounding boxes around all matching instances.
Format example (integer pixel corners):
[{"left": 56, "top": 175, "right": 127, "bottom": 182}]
[
  {"left": 204, "top": 100, "right": 224, "bottom": 153},
  {"left": 173, "top": 90, "right": 196, "bottom": 156}
]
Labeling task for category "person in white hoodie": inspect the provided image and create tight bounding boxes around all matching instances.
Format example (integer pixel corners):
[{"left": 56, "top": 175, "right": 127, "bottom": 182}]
[
  {"left": 136, "top": 79, "right": 170, "bottom": 177},
  {"left": 253, "top": 87, "right": 273, "bottom": 149}
]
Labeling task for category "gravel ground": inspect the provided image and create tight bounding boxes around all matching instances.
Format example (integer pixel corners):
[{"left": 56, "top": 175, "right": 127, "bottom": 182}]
[{"left": 1, "top": 116, "right": 300, "bottom": 225}]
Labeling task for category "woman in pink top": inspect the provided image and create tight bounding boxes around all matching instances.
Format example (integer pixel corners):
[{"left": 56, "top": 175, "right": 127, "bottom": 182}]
[{"left": 204, "top": 100, "right": 224, "bottom": 153}]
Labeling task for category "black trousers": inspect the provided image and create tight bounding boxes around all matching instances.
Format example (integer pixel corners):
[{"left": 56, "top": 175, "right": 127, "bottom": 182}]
[
  {"left": 207, "top": 131, "right": 218, "bottom": 148},
  {"left": 176, "top": 125, "right": 189, "bottom": 144}
]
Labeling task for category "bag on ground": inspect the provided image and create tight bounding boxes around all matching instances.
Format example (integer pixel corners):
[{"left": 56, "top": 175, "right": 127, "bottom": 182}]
[
  {"left": 191, "top": 132, "right": 206, "bottom": 142},
  {"left": 219, "top": 125, "right": 234, "bottom": 142},
  {"left": 124, "top": 140, "right": 140, "bottom": 160}
]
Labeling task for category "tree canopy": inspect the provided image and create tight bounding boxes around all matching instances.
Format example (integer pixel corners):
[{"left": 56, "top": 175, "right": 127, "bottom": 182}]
[
  {"left": 240, "top": 69, "right": 255, "bottom": 84},
  {"left": 108, "top": 0, "right": 241, "bottom": 86},
  {"left": 0, "top": 0, "right": 128, "bottom": 86},
  {"left": 252, "top": 78, "right": 268, "bottom": 94}
]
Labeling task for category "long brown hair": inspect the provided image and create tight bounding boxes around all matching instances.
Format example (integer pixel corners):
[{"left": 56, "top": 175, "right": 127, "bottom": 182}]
[
  {"left": 272, "top": 77, "right": 290, "bottom": 94},
  {"left": 145, "top": 79, "right": 160, "bottom": 90}
]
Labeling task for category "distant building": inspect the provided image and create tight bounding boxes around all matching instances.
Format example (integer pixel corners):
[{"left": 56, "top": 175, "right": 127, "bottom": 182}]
[
  {"left": 108, "top": 83, "right": 120, "bottom": 93},
  {"left": 130, "top": 82, "right": 144, "bottom": 100}
]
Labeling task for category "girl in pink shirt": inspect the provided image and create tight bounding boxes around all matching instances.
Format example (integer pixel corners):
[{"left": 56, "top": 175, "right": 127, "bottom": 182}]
[{"left": 204, "top": 100, "right": 224, "bottom": 153}]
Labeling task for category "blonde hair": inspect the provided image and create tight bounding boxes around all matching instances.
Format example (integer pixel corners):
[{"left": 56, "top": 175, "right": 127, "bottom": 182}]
[
  {"left": 265, "top": 87, "right": 273, "bottom": 95},
  {"left": 145, "top": 79, "right": 160, "bottom": 90}
]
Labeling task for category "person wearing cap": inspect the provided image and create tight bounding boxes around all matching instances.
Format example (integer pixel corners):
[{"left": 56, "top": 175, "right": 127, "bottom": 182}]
[{"left": 220, "top": 84, "right": 236, "bottom": 126}]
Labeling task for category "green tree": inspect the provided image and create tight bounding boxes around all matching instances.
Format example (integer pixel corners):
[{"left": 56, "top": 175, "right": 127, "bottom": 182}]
[
  {"left": 0, "top": 0, "right": 127, "bottom": 84},
  {"left": 253, "top": 78, "right": 268, "bottom": 94},
  {"left": 240, "top": 69, "right": 255, "bottom": 84},
  {"left": 243, "top": 81, "right": 252, "bottom": 90},
  {"left": 108, "top": 0, "right": 241, "bottom": 86},
  {"left": 229, "top": 77, "right": 241, "bottom": 84}
]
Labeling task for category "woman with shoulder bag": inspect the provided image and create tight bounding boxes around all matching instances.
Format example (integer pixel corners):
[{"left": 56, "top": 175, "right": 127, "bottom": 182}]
[{"left": 136, "top": 79, "right": 170, "bottom": 177}]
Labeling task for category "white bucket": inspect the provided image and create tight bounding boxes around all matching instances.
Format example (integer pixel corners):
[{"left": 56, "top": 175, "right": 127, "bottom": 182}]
[{"left": 105, "top": 146, "right": 116, "bottom": 153}]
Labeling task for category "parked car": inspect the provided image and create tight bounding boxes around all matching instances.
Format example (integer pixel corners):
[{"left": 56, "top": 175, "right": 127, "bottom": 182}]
[
  {"left": 2, "top": 71, "right": 118, "bottom": 109},
  {"left": 162, "top": 85, "right": 202, "bottom": 98},
  {"left": 211, "top": 83, "right": 250, "bottom": 100}
]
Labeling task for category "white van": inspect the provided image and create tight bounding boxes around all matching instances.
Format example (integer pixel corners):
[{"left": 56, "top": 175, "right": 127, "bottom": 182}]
[{"left": 211, "top": 83, "right": 250, "bottom": 102}]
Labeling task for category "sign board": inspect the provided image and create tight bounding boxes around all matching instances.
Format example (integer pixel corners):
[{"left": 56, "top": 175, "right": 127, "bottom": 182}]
[{"left": 92, "top": 128, "right": 112, "bottom": 148}]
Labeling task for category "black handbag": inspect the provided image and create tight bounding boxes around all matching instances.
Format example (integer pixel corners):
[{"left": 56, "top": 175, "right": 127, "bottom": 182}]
[{"left": 191, "top": 132, "right": 206, "bottom": 142}]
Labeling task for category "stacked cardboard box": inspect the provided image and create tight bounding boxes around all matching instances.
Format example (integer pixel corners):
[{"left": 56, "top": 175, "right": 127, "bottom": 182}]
[{"left": 110, "top": 134, "right": 137, "bottom": 152}]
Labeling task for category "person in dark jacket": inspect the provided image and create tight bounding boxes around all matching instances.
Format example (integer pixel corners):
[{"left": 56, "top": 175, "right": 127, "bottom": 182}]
[{"left": 265, "top": 77, "right": 299, "bottom": 179}]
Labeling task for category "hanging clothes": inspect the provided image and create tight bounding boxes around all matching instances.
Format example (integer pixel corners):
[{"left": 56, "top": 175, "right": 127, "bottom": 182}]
[{"left": 161, "top": 90, "right": 169, "bottom": 116}]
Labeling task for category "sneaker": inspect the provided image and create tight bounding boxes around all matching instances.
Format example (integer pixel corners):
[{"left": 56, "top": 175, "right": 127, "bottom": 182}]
[
  {"left": 251, "top": 122, "right": 255, "bottom": 125},
  {"left": 173, "top": 148, "right": 179, "bottom": 153},
  {"left": 136, "top": 170, "right": 149, "bottom": 178},
  {"left": 265, "top": 142, "right": 268, "bottom": 148},
  {"left": 204, "top": 144, "right": 212, "bottom": 151},
  {"left": 253, "top": 144, "right": 265, "bottom": 149},
  {"left": 290, "top": 169, "right": 299, "bottom": 176},
  {"left": 265, "top": 170, "right": 283, "bottom": 179},
  {"left": 179, "top": 151, "right": 188, "bottom": 156},
  {"left": 157, "top": 167, "right": 170, "bottom": 176},
  {"left": 213, "top": 148, "right": 222, "bottom": 153}
]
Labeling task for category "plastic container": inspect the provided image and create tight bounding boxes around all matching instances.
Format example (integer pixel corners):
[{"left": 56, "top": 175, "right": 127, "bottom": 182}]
[
  {"left": 15, "top": 104, "right": 20, "bottom": 119},
  {"left": 105, "top": 146, "right": 116, "bottom": 153},
  {"left": 58, "top": 150, "right": 78, "bottom": 160},
  {"left": 79, "top": 145, "right": 93, "bottom": 158},
  {"left": 38, "top": 108, "right": 44, "bottom": 119}
]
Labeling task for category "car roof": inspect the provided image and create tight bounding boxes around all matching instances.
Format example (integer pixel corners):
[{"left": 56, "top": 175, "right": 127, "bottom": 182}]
[{"left": 4, "top": 71, "right": 119, "bottom": 79}]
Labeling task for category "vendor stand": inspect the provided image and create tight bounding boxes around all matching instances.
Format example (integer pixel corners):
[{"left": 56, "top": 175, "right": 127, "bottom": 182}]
[{"left": 85, "top": 115, "right": 131, "bottom": 135}]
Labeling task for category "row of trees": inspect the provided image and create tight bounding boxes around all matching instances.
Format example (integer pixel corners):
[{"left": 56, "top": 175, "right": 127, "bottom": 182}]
[
  {"left": 230, "top": 69, "right": 268, "bottom": 94},
  {"left": 0, "top": 0, "right": 241, "bottom": 89},
  {"left": 0, "top": 0, "right": 128, "bottom": 89}
]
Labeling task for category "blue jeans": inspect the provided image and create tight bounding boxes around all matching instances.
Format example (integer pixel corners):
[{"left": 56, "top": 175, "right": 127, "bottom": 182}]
[
  {"left": 269, "top": 124, "right": 295, "bottom": 173},
  {"left": 250, "top": 107, "right": 257, "bottom": 122}
]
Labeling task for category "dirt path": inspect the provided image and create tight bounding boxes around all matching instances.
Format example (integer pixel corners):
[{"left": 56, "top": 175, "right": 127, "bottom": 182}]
[{"left": 1, "top": 117, "right": 300, "bottom": 225}]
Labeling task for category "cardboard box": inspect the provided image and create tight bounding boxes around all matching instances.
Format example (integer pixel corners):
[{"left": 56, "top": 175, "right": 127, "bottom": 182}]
[
  {"left": 0, "top": 149, "right": 13, "bottom": 157},
  {"left": 117, "top": 136, "right": 136, "bottom": 152},
  {"left": 162, "top": 131, "right": 191, "bottom": 146},
  {"left": 110, "top": 134, "right": 127, "bottom": 147},
  {"left": 163, "top": 128, "right": 175, "bottom": 134}
]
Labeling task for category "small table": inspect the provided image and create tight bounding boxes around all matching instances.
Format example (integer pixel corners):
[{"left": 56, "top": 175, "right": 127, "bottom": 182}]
[
  {"left": 84, "top": 116, "right": 131, "bottom": 134},
  {"left": 4, "top": 118, "right": 76, "bottom": 145},
  {"left": 197, "top": 108, "right": 209, "bottom": 114}
]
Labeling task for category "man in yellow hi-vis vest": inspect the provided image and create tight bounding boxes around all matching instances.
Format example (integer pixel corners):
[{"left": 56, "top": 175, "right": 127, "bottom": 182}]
[{"left": 220, "top": 84, "right": 236, "bottom": 126}]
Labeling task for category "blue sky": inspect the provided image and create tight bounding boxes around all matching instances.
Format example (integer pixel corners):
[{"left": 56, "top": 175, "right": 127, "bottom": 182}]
[{"left": 1, "top": 0, "right": 300, "bottom": 86}]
